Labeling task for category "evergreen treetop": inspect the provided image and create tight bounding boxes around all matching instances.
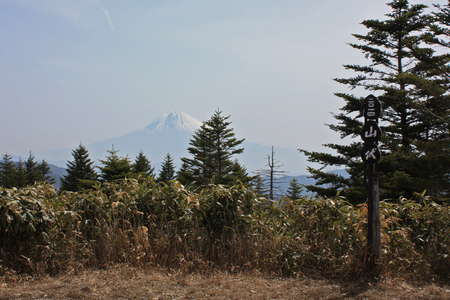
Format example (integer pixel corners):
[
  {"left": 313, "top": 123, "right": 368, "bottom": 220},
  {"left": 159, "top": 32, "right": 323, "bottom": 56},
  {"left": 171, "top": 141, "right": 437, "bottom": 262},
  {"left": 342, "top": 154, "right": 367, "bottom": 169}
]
[
  {"left": 286, "top": 178, "right": 303, "bottom": 200},
  {"left": 133, "top": 151, "right": 154, "bottom": 177},
  {"left": 177, "top": 161, "right": 193, "bottom": 186},
  {"left": 251, "top": 175, "right": 266, "bottom": 198},
  {"left": 227, "top": 160, "right": 254, "bottom": 186},
  {"left": 181, "top": 110, "right": 245, "bottom": 187},
  {"left": 61, "top": 144, "right": 98, "bottom": 191},
  {"left": 37, "top": 160, "right": 55, "bottom": 184},
  {"left": 98, "top": 148, "right": 132, "bottom": 182},
  {"left": 0, "top": 153, "right": 16, "bottom": 188},
  {"left": 14, "top": 160, "right": 27, "bottom": 188},
  {"left": 158, "top": 153, "right": 176, "bottom": 182},
  {"left": 25, "top": 153, "right": 42, "bottom": 186}
]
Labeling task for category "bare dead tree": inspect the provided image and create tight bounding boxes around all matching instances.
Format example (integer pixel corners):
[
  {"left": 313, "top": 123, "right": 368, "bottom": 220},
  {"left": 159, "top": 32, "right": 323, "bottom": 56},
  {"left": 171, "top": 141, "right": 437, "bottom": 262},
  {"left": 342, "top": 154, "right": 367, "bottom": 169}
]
[{"left": 256, "top": 146, "right": 285, "bottom": 200}]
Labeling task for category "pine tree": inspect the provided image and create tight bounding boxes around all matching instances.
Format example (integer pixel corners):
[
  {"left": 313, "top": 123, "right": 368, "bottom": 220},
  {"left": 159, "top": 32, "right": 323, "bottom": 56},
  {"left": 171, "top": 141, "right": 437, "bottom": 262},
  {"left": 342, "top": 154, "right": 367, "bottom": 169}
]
[
  {"left": 61, "top": 145, "right": 98, "bottom": 191},
  {"left": 177, "top": 161, "right": 194, "bottom": 186},
  {"left": 15, "top": 160, "right": 27, "bottom": 188},
  {"left": 405, "top": 3, "right": 450, "bottom": 201},
  {"left": 251, "top": 175, "right": 266, "bottom": 197},
  {"left": 286, "top": 178, "right": 303, "bottom": 200},
  {"left": 37, "top": 160, "right": 55, "bottom": 184},
  {"left": 98, "top": 148, "right": 132, "bottom": 182},
  {"left": 181, "top": 110, "right": 245, "bottom": 186},
  {"left": 24, "top": 153, "right": 41, "bottom": 185},
  {"left": 227, "top": 160, "right": 254, "bottom": 186},
  {"left": 0, "top": 153, "right": 17, "bottom": 188},
  {"left": 158, "top": 154, "right": 176, "bottom": 182},
  {"left": 300, "top": 0, "right": 444, "bottom": 203},
  {"left": 133, "top": 151, "right": 154, "bottom": 177}
]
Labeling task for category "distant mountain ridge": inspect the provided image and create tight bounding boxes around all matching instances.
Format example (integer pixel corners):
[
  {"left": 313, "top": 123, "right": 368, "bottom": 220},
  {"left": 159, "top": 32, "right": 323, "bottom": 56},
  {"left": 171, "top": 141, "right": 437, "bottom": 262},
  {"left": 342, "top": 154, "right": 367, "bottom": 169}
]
[
  {"left": 10, "top": 112, "right": 345, "bottom": 191},
  {"left": 48, "top": 164, "right": 67, "bottom": 189},
  {"left": 277, "top": 169, "right": 349, "bottom": 198},
  {"left": 39, "top": 112, "right": 307, "bottom": 174}
]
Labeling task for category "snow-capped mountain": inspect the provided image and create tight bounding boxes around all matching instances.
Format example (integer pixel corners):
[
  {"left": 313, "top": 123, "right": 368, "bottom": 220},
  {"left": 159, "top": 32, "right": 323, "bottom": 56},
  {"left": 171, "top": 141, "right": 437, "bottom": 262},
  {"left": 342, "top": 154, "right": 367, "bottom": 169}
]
[
  {"left": 40, "top": 112, "right": 307, "bottom": 174},
  {"left": 146, "top": 112, "right": 202, "bottom": 132}
]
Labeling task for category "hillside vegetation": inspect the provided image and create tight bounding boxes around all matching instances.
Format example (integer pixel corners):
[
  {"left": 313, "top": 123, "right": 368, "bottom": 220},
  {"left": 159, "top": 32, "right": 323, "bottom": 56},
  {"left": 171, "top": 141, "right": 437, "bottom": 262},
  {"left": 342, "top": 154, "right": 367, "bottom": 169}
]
[{"left": 1, "top": 179, "right": 448, "bottom": 283}]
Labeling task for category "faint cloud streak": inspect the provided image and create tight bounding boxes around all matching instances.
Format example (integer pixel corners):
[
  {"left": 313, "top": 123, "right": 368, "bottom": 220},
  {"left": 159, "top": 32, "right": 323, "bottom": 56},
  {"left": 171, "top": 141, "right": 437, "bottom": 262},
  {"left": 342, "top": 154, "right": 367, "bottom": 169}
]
[{"left": 100, "top": 6, "right": 115, "bottom": 32}]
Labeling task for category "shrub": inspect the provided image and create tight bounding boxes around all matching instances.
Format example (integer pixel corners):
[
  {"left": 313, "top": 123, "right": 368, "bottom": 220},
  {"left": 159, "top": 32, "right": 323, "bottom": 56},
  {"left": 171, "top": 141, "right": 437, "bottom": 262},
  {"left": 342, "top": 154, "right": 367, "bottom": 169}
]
[{"left": 0, "top": 180, "right": 448, "bottom": 282}]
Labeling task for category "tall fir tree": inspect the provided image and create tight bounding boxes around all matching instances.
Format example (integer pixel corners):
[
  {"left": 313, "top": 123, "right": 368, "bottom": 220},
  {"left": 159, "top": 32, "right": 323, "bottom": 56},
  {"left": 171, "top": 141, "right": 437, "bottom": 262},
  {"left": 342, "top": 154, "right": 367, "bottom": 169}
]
[
  {"left": 251, "top": 174, "right": 266, "bottom": 197},
  {"left": 133, "top": 151, "right": 154, "bottom": 177},
  {"left": 300, "top": 0, "right": 448, "bottom": 203},
  {"left": 404, "top": 2, "right": 450, "bottom": 201},
  {"left": 61, "top": 145, "right": 98, "bottom": 191},
  {"left": 286, "top": 178, "right": 303, "bottom": 200},
  {"left": 177, "top": 161, "right": 193, "bottom": 186},
  {"left": 0, "top": 153, "right": 17, "bottom": 188},
  {"left": 180, "top": 122, "right": 214, "bottom": 186},
  {"left": 98, "top": 148, "right": 132, "bottom": 182},
  {"left": 37, "top": 160, "right": 55, "bottom": 184},
  {"left": 15, "top": 160, "right": 27, "bottom": 188},
  {"left": 18, "top": 153, "right": 54, "bottom": 186},
  {"left": 181, "top": 110, "right": 245, "bottom": 187},
  {"left": 158, "top": 154, "right": 176, "bottom": 182},
  {"left": 227, "top": 160, "right": 254, "bottom": 186},
  {"left": 24, "top": 153, "right": 42, "bottom": 185}
]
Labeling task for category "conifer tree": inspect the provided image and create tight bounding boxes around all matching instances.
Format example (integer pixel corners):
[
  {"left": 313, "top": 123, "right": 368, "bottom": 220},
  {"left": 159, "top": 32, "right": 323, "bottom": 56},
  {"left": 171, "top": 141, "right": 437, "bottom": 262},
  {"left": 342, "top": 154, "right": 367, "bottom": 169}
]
[
  {"left": 286, "top": 178, "right": 303, "bottom": 200},
  {"left": 133, "top": 151, "right": 154, "bottom": 177},
  {"left": 158, "top": 154, "right": 176, "bottom": 182},
  {"left": 181, "top": 110, "right": 245, "bottom": 186},
  {"left": 0, "top": 153, "right": 16, "bottom": 188},
  {"left": 61, "top": 145, "right": 98, "bottom": 191},
  {"left": 177, "top": 161, "right": 194, "bottom": 186},
  {"left": 98, "top": 148, "right": 132, "bottom": 182},
  {"left": 21, "top": 154, "right": 54, "bottom": 186},
  {"left": 15, "top": 160, "right": 27, "bottom": 188},
  {"left": 251, "top": 175, "right": 266, "bottom": 197},
  {"left": 405, "top": 2, "right": 450, "bottom": 200},
  {"left": 227, "top": 160, "right": 254, "bottom": 186},
  {"left": 300, "top": 0, "right": 446, "bottom": 202},
  {"left": 37, "top": 160, "right": 55, "bottom": 184},
  {"left": 24, "top": 153, "right": 41, "bottom": 185}
]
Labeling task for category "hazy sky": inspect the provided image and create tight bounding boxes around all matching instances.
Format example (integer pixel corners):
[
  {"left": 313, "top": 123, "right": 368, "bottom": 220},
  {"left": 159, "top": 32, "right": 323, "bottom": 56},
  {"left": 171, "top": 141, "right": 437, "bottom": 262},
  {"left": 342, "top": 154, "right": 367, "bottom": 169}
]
[{"left": 1, "top": 0, "right": 444, "bottom": 155}]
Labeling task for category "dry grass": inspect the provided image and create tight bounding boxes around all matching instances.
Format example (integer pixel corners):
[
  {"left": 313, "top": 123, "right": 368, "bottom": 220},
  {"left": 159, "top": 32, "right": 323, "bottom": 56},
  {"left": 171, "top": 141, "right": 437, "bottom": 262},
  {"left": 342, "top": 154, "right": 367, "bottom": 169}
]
[
  {"left": 1, "top": 265, "right": 449, "bottom": 300},
  {"left": 2, "top": 182, "right": 449, "bottom": 285}
]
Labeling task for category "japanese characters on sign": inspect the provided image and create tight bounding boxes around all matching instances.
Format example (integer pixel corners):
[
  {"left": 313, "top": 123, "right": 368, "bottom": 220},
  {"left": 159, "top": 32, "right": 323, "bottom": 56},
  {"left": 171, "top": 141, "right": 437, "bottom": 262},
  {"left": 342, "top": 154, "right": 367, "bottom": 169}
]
[
  {"left": 363, "top": 95, "right": 382, "bottom": 119},
  {"left": 362, "top": 143, "right": 381, "bottom": 163},
  {"left": 361, "top": 95, "right": 382, "bottom": 163},
  {"left": 361, "top": 121, "right": 381, "bottom": 143}
]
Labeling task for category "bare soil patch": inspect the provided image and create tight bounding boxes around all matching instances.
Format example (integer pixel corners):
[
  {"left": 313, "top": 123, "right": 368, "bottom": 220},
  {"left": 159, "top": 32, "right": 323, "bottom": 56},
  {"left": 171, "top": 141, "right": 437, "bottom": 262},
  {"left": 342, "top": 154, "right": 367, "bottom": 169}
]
[{"left": 1, "top": 265, "right": 449, "bottom": 300}]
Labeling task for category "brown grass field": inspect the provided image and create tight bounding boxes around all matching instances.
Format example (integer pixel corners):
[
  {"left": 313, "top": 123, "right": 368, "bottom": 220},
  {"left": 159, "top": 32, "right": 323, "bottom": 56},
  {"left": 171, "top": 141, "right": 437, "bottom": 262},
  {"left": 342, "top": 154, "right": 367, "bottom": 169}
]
[{"left": 1, "top": 265, "right": 449, "bottom": 300}]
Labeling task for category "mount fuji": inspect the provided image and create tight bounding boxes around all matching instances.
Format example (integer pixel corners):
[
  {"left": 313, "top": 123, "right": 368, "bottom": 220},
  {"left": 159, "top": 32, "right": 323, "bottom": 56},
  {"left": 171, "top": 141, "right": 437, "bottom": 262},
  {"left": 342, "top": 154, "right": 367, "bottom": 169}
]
[{"left": 41, "top": 112, "right": 307, "bottom": 175}]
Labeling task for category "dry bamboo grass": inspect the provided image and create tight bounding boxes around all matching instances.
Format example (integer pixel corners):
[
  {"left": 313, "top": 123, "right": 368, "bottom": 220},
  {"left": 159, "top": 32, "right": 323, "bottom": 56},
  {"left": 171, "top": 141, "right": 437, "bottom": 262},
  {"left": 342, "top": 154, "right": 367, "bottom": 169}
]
[{"left": 1, "top": 180, "right": 449, "bottom": 283}]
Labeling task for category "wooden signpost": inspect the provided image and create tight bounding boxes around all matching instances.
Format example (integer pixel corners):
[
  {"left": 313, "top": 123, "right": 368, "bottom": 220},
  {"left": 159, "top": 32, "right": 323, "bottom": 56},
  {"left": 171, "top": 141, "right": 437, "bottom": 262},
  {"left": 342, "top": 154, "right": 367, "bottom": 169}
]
[{"left": 361, "top": 94, "right": 381, "bottom": 276}]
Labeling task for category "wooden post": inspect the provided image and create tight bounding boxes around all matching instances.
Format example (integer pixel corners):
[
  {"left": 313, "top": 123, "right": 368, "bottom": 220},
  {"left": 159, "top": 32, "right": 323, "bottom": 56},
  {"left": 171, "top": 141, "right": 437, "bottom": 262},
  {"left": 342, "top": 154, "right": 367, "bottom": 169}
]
[
  {"left": 361, "top": 94, "right": 382, "bottom": 278},
  {"left": 366, "top": 163, "right": 380, "bottom": 275}
]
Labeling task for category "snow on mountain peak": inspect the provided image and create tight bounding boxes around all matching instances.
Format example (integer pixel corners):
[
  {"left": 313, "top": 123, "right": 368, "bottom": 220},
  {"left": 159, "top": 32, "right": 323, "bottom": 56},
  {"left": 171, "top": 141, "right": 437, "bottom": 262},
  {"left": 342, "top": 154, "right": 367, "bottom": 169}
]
[{"left": 146, "top": 112, "right": 202, "bottom": 132}]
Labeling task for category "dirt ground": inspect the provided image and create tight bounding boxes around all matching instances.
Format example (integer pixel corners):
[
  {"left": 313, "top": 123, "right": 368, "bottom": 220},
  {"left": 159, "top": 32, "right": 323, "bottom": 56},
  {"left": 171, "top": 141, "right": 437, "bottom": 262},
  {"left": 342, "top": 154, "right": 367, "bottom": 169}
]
[{"left": 1, "top": 265, "right": 449, "bottom": 300}]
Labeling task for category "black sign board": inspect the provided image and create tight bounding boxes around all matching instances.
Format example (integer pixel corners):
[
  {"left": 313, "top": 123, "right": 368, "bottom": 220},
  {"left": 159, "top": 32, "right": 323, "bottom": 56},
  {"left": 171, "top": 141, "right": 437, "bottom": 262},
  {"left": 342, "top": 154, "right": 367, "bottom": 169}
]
[
  {"left": 363, "top": 95, "right": 382, "bottom": 119},
  {"left": 361, "top": 95, "right": 382, "bottom": 163}
]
